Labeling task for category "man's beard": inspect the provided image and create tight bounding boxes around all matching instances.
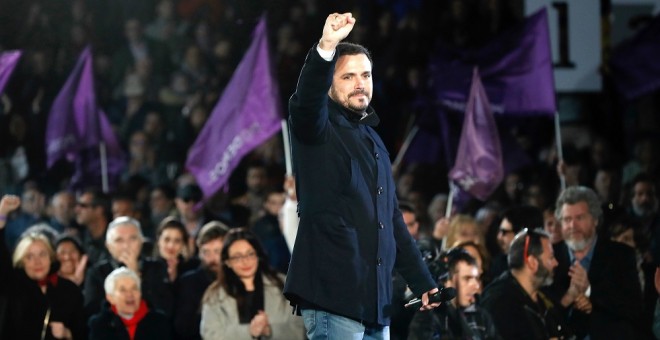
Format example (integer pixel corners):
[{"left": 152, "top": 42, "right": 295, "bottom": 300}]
[
  {"left": 534, "top": 260, "right": 554, "bottom": 287},
  {"left": 565, "top": 235, "right": 595, "bottom": 252},
  {"left": 330, "top": 87, "right": 369, "bottom": 114},
  {"left": 632, "top": 200, "right": 659, "bottom": 218}
]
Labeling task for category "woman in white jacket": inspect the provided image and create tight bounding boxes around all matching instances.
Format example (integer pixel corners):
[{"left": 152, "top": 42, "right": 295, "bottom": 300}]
[{"left": 200, "top": 228, "right": 304, "bottom": 340}]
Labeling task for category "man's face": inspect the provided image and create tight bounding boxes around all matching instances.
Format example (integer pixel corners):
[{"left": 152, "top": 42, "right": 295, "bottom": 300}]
[
  {"left": 107, "top": 224, "right": 143, "bottom": 262},
  {"left": 263, "top": 192, "right": 285, "bottom": 216},
  {"left": 175, "top": 197, "right": 199, "bottom": 220},
  {"left": 199, "top": 238, "right": 223, "bottom": 273},
  {"left": 402, "top": 211, "right": 419, "bottom": 239},
  {"left": 52, "top": 192, "right": 75, "bottom": 222},
  {"left": 560, "top": 202, "right": 597, "bottom": 252},
  {"left": 632, "top": 181, "right": 658, "bottom": 218},
  {"left": 329, "top": 54, "right": 372, "bottom": 114},
  {"left": 534, "top": 238, "right": 558, "bottom": 287},
  {"left": 150, "top": 189, "right": 173, "bottom": 214},
  {"left": 448, "top": 261, "right": 480, "bottom": 308},
  {"left": 497, "top": 218, "right": 516, "bottom": 253},
  {"left": 75, "top": 193, "right": 97, "bottom": 226},
  {"left": 112, "top": 200, "right": 136, "bottom": 219},
  {"left": 246, "top": 167, "right": 267, "bottom": 193}
]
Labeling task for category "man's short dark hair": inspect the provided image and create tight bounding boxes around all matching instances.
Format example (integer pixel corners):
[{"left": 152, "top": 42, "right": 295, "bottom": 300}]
[
  {"left": 399, "top": 201, "right": 416, "bottom": 215},
  {"left": 508, "top": 228, "right": 550, "bottom": 270},
  {"left": 336, "top": 42, "right": 372, "bottom": 65},
  {"left": 197, "top": 221, "right": 230, "bottom": 247},
  {"left": 501, "top": 205, "right": 544, "bottom": 234},
  {"left": 443, "top": 248, "right": 478, "bottom": 281}
]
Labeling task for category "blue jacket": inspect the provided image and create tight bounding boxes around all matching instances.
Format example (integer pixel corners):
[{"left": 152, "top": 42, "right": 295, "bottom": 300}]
[{"left": 283, "top": 45, "right": 435, "bottom": 326}]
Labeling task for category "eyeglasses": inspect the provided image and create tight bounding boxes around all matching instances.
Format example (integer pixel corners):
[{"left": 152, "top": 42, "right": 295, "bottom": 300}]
[
  {"left": 226, "top": 251, "right": 258, "bottom": 264},
  {"left": 498, "top": 228, "right": 515, "bottom": 235}
]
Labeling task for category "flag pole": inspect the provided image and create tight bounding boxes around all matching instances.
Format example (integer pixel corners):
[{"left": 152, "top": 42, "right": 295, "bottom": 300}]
[
  {"left": 281, "top": 119, "right": 292, "bottom": 176},
  {"left": 445, "top": 180, "right": 454, "bottom": 219},
  {"left": 554, "top": 113, "right": 565, "bottom": 192},
  {"left": 392, "top": 125, "right": 419, "bottom": 176},
  {"left": 99, "top": 141, "right": 109, "bottom": 193}
]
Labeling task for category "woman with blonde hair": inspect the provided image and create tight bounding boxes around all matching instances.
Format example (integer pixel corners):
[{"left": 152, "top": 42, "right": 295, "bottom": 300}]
[
  {"left": 444, "top": 214, "right": 484, "bottom": 250},
  {"left": 0, "top": 195, "right": 85, "bottom": 340},
  {"left": 200, "top": 228, "right": 303, "bottom": 339}
]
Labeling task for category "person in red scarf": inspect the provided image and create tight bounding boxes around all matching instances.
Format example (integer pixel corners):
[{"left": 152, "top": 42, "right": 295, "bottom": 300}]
[
  {"left": 88, "top": 267, "right": 171, "bottom": 340},
  {"left": 0, "top": 194, "right": 86, "bottom": 340}
]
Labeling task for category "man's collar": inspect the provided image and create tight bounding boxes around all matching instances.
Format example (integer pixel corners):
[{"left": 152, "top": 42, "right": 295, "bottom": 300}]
[{"left": 328, "top": 98, "right": 380, "bottom": 127}]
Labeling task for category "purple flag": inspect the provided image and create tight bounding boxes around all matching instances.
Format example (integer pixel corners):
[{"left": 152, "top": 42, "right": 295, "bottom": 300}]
[
  {"left": 610, "top": 14, "right": 660, "bottom": 100},
  {"left": 45, "top": 47, "right": 124, "bottom": 189},
  {"left": 431, "top": 8, "right": 555, "bottom": 116},
  {"left": 449, "top": 68, "right": 504, "bottom": 201},
  {"left": 186, "top": 16, "right": 282, "bottom": 198},
  {"left": 0, "top": 50, "right": 21, "bottom": 96}
]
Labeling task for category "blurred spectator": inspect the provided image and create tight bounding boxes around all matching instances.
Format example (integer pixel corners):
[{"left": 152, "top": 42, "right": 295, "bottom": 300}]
[
  {"left": 0, "top": 194, "right": 86, "bottom": 340},
  {"left": 200, "top": 228, "right": 304, "bottom": 339},
  {"left": 84, "top": 216, "right": 172, "bottom": 319},
  {"left": 152, "top": 217, "right": 198, "bottom": 282},
  {"left": 174, "top": 183, "right": 209, "bottom": 254},
  {"left": 76, "top": 189, "right": 112, "bottom": 266},
  {"left": 231, "top": 162, "right": 270, "bottom": 227},
  {"left": 445, "top": 214, "right": 482, "bottom": 250},
  {"left": 4, "top": 186, "right": 47, "bottom": 250},
  {"left": 88, "top": 267, "right": 172, "bottom": 339},
  {"left": 175, "top": 220, "right": 229, "bottom": 340},
  {"left": 48, "top": 190, "right": 79, "bottom": 236},
  {"left": 55, "top": 234, "right": 88, "bottom": 286},
  {"left": 149, "top": 184, "right": 177, "bottom": 229},
  {"left": 251, "top": 190, "right": 289, "bottom": 274}
]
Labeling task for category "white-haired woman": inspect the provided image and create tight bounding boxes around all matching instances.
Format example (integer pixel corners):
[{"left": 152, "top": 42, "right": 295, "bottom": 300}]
[
  {"left": 89, "top": 267, "right": 172, "bottom": 340},
  {"left": 0, "top": 195, "right": 85, "bottom": 340}
]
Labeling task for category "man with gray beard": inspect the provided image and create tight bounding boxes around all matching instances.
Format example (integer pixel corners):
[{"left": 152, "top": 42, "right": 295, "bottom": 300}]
[
  {"left": 481, "top": 228, "right": 566, "bottom": 339},
  {"left": 545, "top": 186, "right": 643, "bottom": 339}
]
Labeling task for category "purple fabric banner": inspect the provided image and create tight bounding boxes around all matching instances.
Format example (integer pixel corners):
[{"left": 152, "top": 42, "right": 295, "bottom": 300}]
[
  {"left": 186, "top": 16, "right": 282, "bottom": 198},
  {"left": 0, "top": 50, "right": 21, "bottom": 96},
  {"left": 449, "top": 68, "right": 504, "bottom": 201},
  {"left": 45, "top": 46, "right": 124, "bottom": 189},
  {"left": 431, "top": 8, "right": 556, "bottom": 116},
  {"left": 610, "top": 14, "right": 660, "bottom": 100}
]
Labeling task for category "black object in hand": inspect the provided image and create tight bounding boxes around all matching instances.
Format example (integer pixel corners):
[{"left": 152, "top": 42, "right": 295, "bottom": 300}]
[{"left": 404, "top": 287, "right": 457, "bottom": 309}]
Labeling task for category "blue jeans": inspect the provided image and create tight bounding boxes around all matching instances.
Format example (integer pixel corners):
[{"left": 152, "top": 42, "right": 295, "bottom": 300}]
[{"left": 301, "top": 309, "right": 390, "bottom": 340}]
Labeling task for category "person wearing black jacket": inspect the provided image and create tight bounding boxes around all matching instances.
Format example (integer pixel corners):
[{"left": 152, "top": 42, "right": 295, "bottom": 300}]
[
  {"left": 481, "top": 228, "right": 568, "bottom": 339},
  {"left": 89, "top": 267, "right": 171, "bottom": 340},
  {"left": 84, "top": 216, "right": 172, "bottom": 319},
  {"left": 283, "top": 12, "right": 438, "bottom": 338},
  {"left": 409, "top": 248, "right": 500, "bottom": 340},
  {"left": 1, "top": 194, "right": 86, "bottom": 340}
]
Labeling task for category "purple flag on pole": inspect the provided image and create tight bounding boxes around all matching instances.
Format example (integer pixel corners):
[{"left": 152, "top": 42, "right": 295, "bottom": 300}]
[
  {"left": 431, "top": 8, "right": 555, "bottom": 116},
  {"left": 186, "top": 16, "right": 282, "bottom": 198},
  {"left": 449, "top": 68, "right": 504, "bottom": 201},
  {"left": 0, "top": 50, "right": 21, "bottom": 96},
  {"left": 45, "top": 46, "right": 124, "bottom": 189},
  {"left": 610, "top": 14, "right": 660, "bottom": 100}
]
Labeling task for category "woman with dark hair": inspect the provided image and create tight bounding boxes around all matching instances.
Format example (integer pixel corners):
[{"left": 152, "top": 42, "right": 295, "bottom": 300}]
[
  {"left": 153, "top": 216, "right": 198, "bottom": 282},
  {"left": 55, "top": 235, "right": 88, "bottom": 286},
  {"left": 0, "top": 195, "right": 86, "bottom": 340},
  {"left": 200, "top": 228, "right": 303, "bottom": 339}
]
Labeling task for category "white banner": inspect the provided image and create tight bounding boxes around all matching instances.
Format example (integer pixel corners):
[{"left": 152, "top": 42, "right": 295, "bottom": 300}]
[{"left": 526, "top": 0, "right": 601, "bottom": 92}]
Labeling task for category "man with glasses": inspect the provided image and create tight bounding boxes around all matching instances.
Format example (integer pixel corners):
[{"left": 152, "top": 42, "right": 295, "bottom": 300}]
[
  {"left": 490, "top": 205, "right": 544, "bottom": 279},
  {"left": 546, "top": 186, "right": 643, "bottom": 339},
  {"left": 75, "top": 189, "right": 111, "bottom": 265},
  {"left": 481, "top": 228, "right": 567, "bottom": 339}
]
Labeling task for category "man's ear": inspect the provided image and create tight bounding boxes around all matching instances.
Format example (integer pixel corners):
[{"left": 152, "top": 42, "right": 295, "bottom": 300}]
[{"left": 527, "top": 255, "right": 539, "bottom": 272}]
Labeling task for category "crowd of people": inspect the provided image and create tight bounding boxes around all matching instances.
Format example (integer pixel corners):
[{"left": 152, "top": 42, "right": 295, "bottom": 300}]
[{"left": 1, "top": 0, "right": 660, "bottom": 339}]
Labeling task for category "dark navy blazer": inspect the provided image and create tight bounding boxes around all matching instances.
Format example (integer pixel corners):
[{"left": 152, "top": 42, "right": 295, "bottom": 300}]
[{"left": 283, "top": 45, "right": 435, "bottom": 326}]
